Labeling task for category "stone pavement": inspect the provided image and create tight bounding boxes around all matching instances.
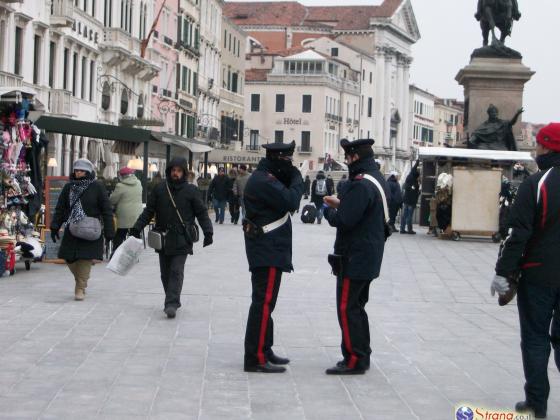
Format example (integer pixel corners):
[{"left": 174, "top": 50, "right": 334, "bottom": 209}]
[{"left": 0, "top": 217, "right": 559, "bottom": 420}]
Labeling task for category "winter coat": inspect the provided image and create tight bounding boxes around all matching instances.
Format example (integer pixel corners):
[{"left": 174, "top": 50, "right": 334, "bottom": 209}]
[
  {"left": 337, "top": 178, "right": 348, "bottom": 194},
  {"left": 243, "top": 158, "right": 304, "bottom": 272},
  {"left": 324, "top": 158, "right": 388, "bottom": 281},
  {"left": 311, "top": 176, "right": 334, "bottom": 207},
  {"left": 133, "top": 157, "right": 213, "bottom": 256},
  {"left": 403, "top": 163, "right": 421, "bottom": 206},
  {"left": 233, "top": 173, "right": 250, "bottom": 198},
  {"left": 496, "top": 153, "right": 560, "bottom": 287},
  {"left": 387, "top": 175, "right": 403, "bottom": 209},
  {"left": 110, "top": 175, "right": 143, "bottom": 229},
  {"left": 50, "top": 177, "right": 115, "bottom": 262},
  {"left": 209, "top": 174, "right": 229, "bottom": 201}
]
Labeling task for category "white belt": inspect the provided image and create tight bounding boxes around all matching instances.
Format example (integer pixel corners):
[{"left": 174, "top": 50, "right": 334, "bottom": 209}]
[{"left": 262, "top": 213, "right": 290, "bottom": 233}]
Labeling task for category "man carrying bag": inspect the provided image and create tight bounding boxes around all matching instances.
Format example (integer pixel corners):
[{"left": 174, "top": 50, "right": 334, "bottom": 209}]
[{"left": 131, "top": 157, "right": 213, "bottom": 319}]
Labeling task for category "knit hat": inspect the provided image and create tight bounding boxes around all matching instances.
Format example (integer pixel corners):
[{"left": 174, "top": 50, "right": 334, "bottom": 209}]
[
  {"left": 73, "top": 158, "right": 95, "bottom": 173},
  {"left": 536, "top": 123, "right": 560, "bottom": 152},
  {"left": 119, "top": 167, "right": 135, "bottom": 176}
]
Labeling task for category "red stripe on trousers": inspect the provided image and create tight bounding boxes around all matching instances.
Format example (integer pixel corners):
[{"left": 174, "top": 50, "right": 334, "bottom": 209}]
[
  {"left": 522, "top": 262, "right": 542, "bottom": 269},
  {"left": 341, "top": 277, "right": 358, "bottom": 369},
  {"left": 540, "top": 184, "right": 548, "bottom": 228},
  {"left": 257, "top": 267, "right": 276, "bottom": 365}
]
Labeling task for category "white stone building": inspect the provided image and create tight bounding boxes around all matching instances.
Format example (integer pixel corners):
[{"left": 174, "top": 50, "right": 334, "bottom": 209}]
[
  {"left": 433, "top": 98, "right": 464, "bottom": 148},
  {"left": 409, "top": 85, "right": 435, "bottom": 148}
]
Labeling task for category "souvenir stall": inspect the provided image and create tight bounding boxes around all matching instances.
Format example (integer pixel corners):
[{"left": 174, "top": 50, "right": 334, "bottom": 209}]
[{"left": 0, "top": 88, "right": 46, "bottom": 275}]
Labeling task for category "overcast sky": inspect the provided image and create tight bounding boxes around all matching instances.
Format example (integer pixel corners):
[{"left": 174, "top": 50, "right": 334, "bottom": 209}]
[{"left": 233, "top": 0, "right": 558, "bottom": 123}]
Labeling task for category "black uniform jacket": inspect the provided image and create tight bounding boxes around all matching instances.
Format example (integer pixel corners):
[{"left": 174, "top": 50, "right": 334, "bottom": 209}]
[
  {"left": 51, "top": 178, "right": 114, "bottom": 262},
  {"left": 134, "top": 158, "right": 213, "bottom": 256},
  {"left": 243, "top": 158, "right": 304, "bottom": 272},
  {"left": 324, "top": 158, "right": 387, "bottom": 282},
  {"left": 403, "top": 162, "right": 420, "bottom": 206},
  {"left": 496, "top": 154, "right": 560, "bottom": 287}
]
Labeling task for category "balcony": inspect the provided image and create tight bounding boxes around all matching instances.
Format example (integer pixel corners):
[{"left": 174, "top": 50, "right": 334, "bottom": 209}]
[
  {"left": 297, "top": 146, "right": 313, "bottom": 154},
  {"left": 0, "top": 71, "right": 23, "bottom": 88},
  {"left": 50, "top": 0, "right": 74, "bottom": 27},
  {"left": 325, "top": 113, "right": 342, "bottom": 123},
  {"left": 48, "top": 89, "right": 71, "bottom": 116}
]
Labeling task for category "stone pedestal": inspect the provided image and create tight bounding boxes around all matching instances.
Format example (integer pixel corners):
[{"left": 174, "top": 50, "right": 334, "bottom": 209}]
[{"left": 456, "top": 57, "right": 534, "bottom": 146}]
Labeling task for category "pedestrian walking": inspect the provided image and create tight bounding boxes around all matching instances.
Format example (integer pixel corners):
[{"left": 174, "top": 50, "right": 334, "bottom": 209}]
[
  {"left": 234, "top": 164, "right": 250, "bottom": 218},
  {"left": 323, "top": 139, "right": 389, "bottom": 375},
  {"left": 227, "top": 169, "right": 240, "bottom": 224},
  {"left": 303, "top": 175, "right": 311, "bottom": 199},
  {"left": 387, "top": 171, "right": 403, "bottom": 233},
  {"left": 130, "top": 157, "right": 213, "bottom": 319},
  {"left": 311, "top": 171, "right": 333, "bottom": 224},
  {"left": 209, "top": 167, "right": 229, "bottom": 224},
  {"left": 400, "top": 160, "right": 421, "bottom": 234},
  {"left": 50, "top": 159, "right": 114, "bottom": 301},
  {"left": 109, "top": 167, "right": 143, "bottom": 253},
  {"left": 492, "top": 123, "right": 560, "bottom": 419},
  {"left": 336, "top": 174, "right": 348, "bottom": 194},
  {"left": 242, "top": 141, "right": 303, "bottom": 373}
]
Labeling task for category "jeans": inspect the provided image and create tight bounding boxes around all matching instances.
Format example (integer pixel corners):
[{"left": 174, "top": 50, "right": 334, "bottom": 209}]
[
  {"left": 158, "top": 254, "right": 188, "bottom": 309},
  {"left": 212, "top": 199, "right": 227, "bottom": 223},
  {"left": 400, "top": 204, "right": 415, "bottom": 232},
  {"left": 315, "top": 203, "right": 324, "bottom": 222},
  {"left": 517, "top": 280, "right": 560, "bottom": 415}
]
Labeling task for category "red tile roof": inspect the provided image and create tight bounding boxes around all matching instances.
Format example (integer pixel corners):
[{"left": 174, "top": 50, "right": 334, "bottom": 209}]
[{"left": 224, "top": 0, "right": 403, "bottom": 30}]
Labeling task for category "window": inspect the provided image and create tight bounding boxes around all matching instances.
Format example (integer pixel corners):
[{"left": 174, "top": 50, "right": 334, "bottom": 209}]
[
  {"left": 181, "top": 66, "right": 187, "bottom": 91},
  {"left": 72, "top": 52, "right": 78, "bottom": 96},
  {"left": 63, "top": 48, "right": 69, "bottom": 89},
  {"left": 33, "top": 35, "right": 41, "bottom": 84},
  {"left": 302, "top": 95, "right": 312, "bottom": 113},
  {"left": 301, "top": 131, "right": 310, "bottom": 151},
  {"left": 48, "top": 42, "right": 56, "bottom": 88},
  {"left": 362, "top": 69, "right": 365, "bottom": 81},
  {"left": 228, "top": 33, "right": 231, "bottom": 51},
  {"left": 89, "top": 60, "right": 95, "bottom": 101},
  {"left": 223, "top": 29, "right": 227, "bottom": 48},
  {"left": 251, "top": 94, "right": 260, "bottom": 112},
  {"left": 14, "top": 27, "right": 23, "bottom": 75},
  {"left": 367, "top": 97, "right": 373, "bottom": 118},
  {"left": 274, "top": 130, "right": 284, "bottom": 143},
  {"left": 101, "top": 82, "right": 110, "bottom": 110},
  {"left": 237, "top": 39, "right": 240, "bottom": 57},
  {"left": 231, "top": 72, "right": 238, "bottom": 93},
  {"left": 250, "top": 130, "right": 259, "bottom": 148},
  {"left": 104, "top": 0, "right": 113, "bottom": 26},
  {"left": 275, "top": 94, "right": 285, "bottom": 112},
  {"left": 81, "top": 56, "right": 87, "bottom": 99},
  {"left": 369, "top": 72, "right": 373, "bottom": 84},
  {"left": 120, "top": 88, "right": 128, "bottom": 115},
  {"left": 331, "top": 47, "right": 338, "bottom": 57}
]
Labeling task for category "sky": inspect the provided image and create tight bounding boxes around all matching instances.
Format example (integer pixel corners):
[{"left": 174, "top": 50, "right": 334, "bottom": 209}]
[{"left": 233, "top": 0, "right": 559, "bottom": 123}]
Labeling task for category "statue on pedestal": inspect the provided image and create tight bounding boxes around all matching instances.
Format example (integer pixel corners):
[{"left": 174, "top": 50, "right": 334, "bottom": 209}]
[
  {"left": 472, "top": 0, "right": 522, "bottom": 59},
  {"left": 468, "top": 105, "right": 523, "bottom": 151}
]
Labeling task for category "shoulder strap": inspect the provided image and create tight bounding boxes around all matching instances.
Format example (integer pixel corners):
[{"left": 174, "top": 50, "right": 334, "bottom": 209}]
[
  {"left": 362, "top": 174, "right": 390, "bottom": 223},
  {"left": 166, "top": 182, "right": 186, "bottom": 228}
]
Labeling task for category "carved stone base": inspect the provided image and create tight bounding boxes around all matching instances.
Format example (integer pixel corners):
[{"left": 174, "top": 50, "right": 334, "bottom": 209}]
[{"left": 456, "top": 57, "right": 534, "bottom": 147}]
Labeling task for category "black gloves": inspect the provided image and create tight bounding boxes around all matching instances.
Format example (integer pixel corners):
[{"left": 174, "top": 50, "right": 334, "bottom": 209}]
[
  {"left": 51, "top": 230, "right": 60, "bottom": 243},
  {"left": 129, "top": 228, "right": 142, "bottom": 239},
  {"left": 104, "top": 233, "right": 115, "bottom": 241},
  {"left": 203, "top": 234, "right": 213, "bottom": 248}
]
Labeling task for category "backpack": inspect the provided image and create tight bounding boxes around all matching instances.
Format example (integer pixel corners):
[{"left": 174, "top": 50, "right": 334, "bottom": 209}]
[{"left": 315, "top": 179, "right": 327, "bottom": 196}]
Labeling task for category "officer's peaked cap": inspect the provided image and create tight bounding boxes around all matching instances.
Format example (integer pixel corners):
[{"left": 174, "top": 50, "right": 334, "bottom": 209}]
[
  {"left": 262, "top": 140, "right": 296, "bottom": 157},
  {"left": 340, "top": 138, "right": 374, "bottom": 154}
]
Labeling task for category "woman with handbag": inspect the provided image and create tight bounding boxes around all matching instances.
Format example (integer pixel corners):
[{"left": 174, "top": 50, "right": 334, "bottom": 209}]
[{"left": 50, "top": 159, "right": 115, "bottom": 301}]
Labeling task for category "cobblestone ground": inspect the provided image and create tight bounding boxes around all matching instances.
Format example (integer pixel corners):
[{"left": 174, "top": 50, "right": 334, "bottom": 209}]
[{"left": 0, "top": 216, "right": 559, "bottom": 419}]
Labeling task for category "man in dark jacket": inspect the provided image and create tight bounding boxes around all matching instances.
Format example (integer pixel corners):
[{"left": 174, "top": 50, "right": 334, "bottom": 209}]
[
  {"left": 400, "top": 160, "right": 421, "bottom": 234},
  {"left": 311, "top": 171, "right": 334, "bottom": 224},
  {"left": 242, "top": 141, "right": 303, "bottom": 373},
  {"left": 323, "top": 139, "right": 388, "bottom": 375},
  {"left": 387, "top": 171, "right": 403, "bottom": 233},
  {"left": 131, "top": 157, "right": 213, "bottom": 319},
  {"left": 492, "top": 123, "right": 560, "bottom": 419},
  {"left": 209, "top": 167, "right": 229, "bottom": 224}
]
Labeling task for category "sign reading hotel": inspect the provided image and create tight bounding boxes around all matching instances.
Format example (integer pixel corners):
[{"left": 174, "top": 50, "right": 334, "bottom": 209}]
[{"left": 277, "top": 118, "right": 310, "bottom": 126}]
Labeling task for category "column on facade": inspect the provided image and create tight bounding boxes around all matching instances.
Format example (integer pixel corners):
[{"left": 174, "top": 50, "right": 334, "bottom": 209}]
[
  {"left": 374, "top": 47, "right": 385, "bottom": 145},
  {"left": 383, "top": 48, "right": 393, "bottom": 149},
  {"left": 395, "top": 55, "right": 404, "bottom": 151},
  {"left": 63, "top": 135, "right": 71, "bottom": 175},
  {"left": 402, "top": 59, "right": 411, "bottom": 153}
]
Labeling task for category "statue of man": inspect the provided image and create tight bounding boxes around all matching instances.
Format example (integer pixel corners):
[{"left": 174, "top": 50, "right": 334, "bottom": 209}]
[
  {"left": 468, "top": 105, "right": 523, "bottom": 151},
  {"left": 475, "top": 0, "right": 521, "bottom": 46}
]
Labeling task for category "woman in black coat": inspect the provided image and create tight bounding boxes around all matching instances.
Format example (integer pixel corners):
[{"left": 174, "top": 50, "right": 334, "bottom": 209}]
[{"left": 50, "top": 159, "right": 114, "bottom": 301}]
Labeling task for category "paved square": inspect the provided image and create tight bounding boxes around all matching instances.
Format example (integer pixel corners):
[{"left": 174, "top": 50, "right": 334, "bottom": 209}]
[{"left": 0, "top": 217, "right": 559, "bottom": 419}]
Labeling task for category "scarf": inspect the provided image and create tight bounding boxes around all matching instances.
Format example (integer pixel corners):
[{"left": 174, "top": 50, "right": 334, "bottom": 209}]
[{"left": 68, "top": 177, "right": 95, "bottom": 224}]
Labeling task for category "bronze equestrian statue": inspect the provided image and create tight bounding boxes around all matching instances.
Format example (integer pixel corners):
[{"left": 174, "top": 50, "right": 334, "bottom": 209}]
[{"left": 475, "top": 0, "right": 521, "bottom": 46}]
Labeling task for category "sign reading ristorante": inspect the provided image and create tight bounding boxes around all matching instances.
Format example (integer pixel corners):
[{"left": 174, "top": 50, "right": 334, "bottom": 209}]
[{"left": 208, "top": 149, "right": 265, "bottom": 164}]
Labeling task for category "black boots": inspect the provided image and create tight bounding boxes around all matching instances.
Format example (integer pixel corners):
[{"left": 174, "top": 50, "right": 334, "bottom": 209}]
[
  {"left": 515, "top": 401, "right": 546, "bottom": 418},
  {"left": 244, "top": 362, "right": 286, "bottom": 373},
  {"left": 164, "top": 307, "right": 177, "bottom": 319},
  {"left": 325, "top": 364, "right": 366, "bottom": 375},
  {"left": 267, "top": 352, "right": 290, "bottom": 365}
]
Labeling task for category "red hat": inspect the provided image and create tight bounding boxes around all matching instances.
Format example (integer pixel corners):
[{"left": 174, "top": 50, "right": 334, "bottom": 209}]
[
  {"left": 119, "top": 167, "right": 136, "bottom": 176},
  {"left": 536, "top": 123, "right": 560, "bottom": 152}
]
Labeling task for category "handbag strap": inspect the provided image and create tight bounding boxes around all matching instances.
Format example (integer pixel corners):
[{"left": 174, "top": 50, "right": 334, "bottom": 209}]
[
  {"left": 166, "top": 182, "right": 186, "bottom": 228},
  {"left": 362, "top": 174, "right": 390, "bottom": 223}
]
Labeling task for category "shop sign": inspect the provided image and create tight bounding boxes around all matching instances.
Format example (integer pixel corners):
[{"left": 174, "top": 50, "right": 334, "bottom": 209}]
[{"left": 208, "top": 149, "right": 265, "bottom": 164}]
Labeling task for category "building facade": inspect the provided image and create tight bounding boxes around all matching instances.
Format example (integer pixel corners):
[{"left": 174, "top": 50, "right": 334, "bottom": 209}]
[
  {"left": 409, "top": 85, "right": 435, "bottom": 148},
  {"left": 433, "top": 98, "right": 464, "bottom": 148}
]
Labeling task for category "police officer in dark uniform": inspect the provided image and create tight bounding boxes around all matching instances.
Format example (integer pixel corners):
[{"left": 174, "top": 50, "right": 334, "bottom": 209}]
[
  {"left": 242, "top": 141, "right": 304, "bottom": 373},
  {"left": 323, "top": 138, "right": 389, "bottom": 375}
]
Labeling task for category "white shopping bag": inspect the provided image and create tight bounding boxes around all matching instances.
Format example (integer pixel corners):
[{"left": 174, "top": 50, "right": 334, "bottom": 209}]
[{"left": 107, "top": 237, "right": 144, "bottom": 276}]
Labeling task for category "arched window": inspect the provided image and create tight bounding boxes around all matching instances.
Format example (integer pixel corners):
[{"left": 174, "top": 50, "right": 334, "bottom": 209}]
[
  {"left": 101, "top": 82, "right": 111, "bottom": 110},
  {"left": 120, "top": 88, "right": 129, "bottom": 115},
  {"left": 137, "top": 94, "right": 144, "bottom": 118}
]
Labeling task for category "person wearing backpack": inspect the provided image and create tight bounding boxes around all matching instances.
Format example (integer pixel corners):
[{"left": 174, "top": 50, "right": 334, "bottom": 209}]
[
  {"left": 323, "top": 139, "right": 389, "bottom": 375},
  {"left": 50, "top": 159, "right": 115, "bottom": 301},
  {"left": 311, "top": 171, "right": 333, "bottom": 224}
]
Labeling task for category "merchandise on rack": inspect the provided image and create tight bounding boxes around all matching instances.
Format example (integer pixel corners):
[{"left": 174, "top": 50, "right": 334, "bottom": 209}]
[{"left": 0, "top": 99, "right": 45, "bottom": 276}]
